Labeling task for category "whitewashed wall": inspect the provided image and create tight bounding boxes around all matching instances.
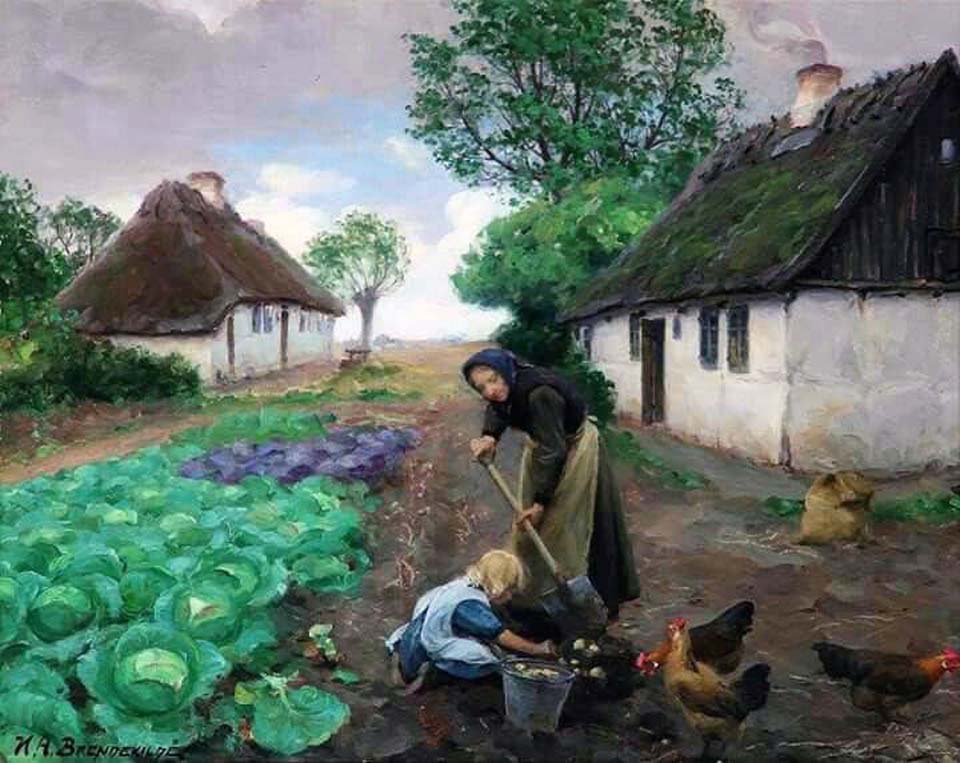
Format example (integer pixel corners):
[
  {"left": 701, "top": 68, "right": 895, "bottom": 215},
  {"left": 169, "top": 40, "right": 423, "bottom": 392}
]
[
  {"left": 111, "top": 302, "right": 336, "bottom": 384},
  {"left": 287, "top": 308, "right": 335, "bottom": 367},
  {"left": 590, "top": 300, "right": 789, "bottom": 463},
  {"left": 784, "top": 290, "right": 960, "bottom": 472},
  {"left": 209, "top": 303, "right": 335, "bottom": 381}
]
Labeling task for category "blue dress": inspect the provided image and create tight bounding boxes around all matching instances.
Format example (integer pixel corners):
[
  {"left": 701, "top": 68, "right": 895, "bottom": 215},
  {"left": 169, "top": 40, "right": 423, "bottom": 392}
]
[{"left": 397, "top": 600, "right": 505, "bottom": 680}]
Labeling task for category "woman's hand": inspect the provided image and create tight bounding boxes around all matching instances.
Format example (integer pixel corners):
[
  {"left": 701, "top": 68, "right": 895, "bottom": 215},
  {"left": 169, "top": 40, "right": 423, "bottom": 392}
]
[
  {"left": 470, "top": 435, "right": 497, "bottom": 462},
  {"left": 515, "top": 503, "right": 544, "bottom": 529}
]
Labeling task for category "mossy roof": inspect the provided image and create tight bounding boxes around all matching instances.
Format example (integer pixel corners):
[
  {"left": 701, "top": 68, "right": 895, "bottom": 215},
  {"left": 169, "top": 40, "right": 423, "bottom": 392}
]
[
  {"left": 564, "top": 49, "right": 960, "bottom": 322},
  {"left": 57, "top": 181, "right": 345, "bottom": 335}
]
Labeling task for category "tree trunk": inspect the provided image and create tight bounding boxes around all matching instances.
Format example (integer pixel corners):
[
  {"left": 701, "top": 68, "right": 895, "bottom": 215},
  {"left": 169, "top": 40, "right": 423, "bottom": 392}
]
[{"left": 356, "top": 294, "right": 378, "bottom": 351}]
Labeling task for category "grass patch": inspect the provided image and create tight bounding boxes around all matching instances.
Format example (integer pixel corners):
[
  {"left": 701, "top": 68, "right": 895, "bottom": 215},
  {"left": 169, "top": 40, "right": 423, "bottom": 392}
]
[
  {"left": 762, "top": 491, "right": 960, "bottom": 525},
  {"left": 33, "top": 442, "right": 64, "bottom": 459},
  {"left": 762, "top": 496, "right": 805, "bottom": 519},
  {"left": 873, "top": 492, "right": 960, "bottom": 524},
  {"left": 354, "top": 387, "right": 421, "bottom": 402},
  {"left": 346, "top": 362, "right": 402, "bottom": 381},
  {"left": 605, "top": 429, "right": 707, "bottom": 490}
]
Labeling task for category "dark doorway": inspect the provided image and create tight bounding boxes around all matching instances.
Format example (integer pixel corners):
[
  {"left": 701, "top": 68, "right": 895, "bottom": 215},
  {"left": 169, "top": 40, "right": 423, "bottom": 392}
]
[
  {"left": 280, "top": 308, "right": 289, "bottom": 368},
  {"left": 227, "top": 316, "right": 235, "bottom": 376},
  {"left": 641, "top": 318, "right": 665, "bottom": 424}
]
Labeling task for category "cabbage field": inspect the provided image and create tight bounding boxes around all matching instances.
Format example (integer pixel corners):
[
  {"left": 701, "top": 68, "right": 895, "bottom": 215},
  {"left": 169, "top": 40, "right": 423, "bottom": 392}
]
[{"left": 0, "top": 408, "right": 420, "bottom": 760}]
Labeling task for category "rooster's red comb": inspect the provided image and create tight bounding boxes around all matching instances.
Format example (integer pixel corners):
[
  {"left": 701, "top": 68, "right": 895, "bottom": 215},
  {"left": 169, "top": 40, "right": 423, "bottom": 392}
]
[{"left": 668, "top": 617, "right": 687, "bottom": 630}]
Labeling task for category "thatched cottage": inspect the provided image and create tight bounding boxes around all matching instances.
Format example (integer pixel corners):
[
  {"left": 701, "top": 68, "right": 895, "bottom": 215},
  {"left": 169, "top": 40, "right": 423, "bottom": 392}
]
[
  {"left": 57, "top": 172, "right": 344, "bottom": 383},
  {"left": 564, "top": 51, "right": 960, "bottom": 473}
]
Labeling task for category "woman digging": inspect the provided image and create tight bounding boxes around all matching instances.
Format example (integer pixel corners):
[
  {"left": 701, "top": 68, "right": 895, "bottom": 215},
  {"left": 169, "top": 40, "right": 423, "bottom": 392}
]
[
  {"left": 463, "top": 348, "right": 639, "bottom": 630},
  {"left": 386, "top": 550, "right": 556, "bottom": 693}
]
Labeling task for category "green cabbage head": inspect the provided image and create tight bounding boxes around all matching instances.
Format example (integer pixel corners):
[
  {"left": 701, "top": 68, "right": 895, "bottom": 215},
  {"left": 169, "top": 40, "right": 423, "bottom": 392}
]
[
  {"left": 27, "top": 584, "right": 95, "bottom": 642},
  {"left": 78, "top": 623, "right": 229, "bottom": 747}
]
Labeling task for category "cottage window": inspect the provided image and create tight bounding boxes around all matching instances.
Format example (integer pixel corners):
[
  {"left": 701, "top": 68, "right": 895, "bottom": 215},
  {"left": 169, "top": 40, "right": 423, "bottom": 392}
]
[
  {"left": 672, "top": 315, "right": 682, "bottom": 340},
  {"left": 252, "top": 304, "right": 263, "bottom": 334},
  {"left": 940, "top": 138, "right": 957, "bottom": 165},
  {"left": 698, "top": 308, "right": 719, "bottom": 369},
  {"left": 579, "top": 325, "right": 593, "bottom": 360},
  {"left": 727, "top": 305, "right": 750, "bottom": 373},
  {"left": 299, "top": 311, "right": 306, "bottom": 332},
  {"left": 628, "top": 314, "right": 641, "bottom": 361},
  {"left": 263, "top": 305, "right": 274, "bottom": 334}
]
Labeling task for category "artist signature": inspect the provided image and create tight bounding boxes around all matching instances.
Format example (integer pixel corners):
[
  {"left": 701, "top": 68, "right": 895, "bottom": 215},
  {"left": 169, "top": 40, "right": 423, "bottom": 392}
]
[{"left": 13, "top": 736, "right": 180, "bottom": 759}]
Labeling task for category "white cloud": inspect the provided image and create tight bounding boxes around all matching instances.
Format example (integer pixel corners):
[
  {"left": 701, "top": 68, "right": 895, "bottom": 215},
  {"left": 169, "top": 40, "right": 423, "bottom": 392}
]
[
  {"left": 435, "top": 189, "right": 510, "bottom": 259},
  {"left": 154, "top": 0, "right": 253, "bottom": 33},
  {"left": 234, "top": 192, "right": 330, "bottom": 258},
  {"left": 258, "top": 163, "right": 356, "bottom": 198},
  {"left": 383, "top": 135, "right": 433, "bottom": 173}
]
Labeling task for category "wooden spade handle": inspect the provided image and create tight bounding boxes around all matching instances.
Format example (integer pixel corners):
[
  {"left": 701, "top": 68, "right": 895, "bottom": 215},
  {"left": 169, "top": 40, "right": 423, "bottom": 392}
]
[{"left": 481, "top": 460, "right": 562, "bottom": 579}]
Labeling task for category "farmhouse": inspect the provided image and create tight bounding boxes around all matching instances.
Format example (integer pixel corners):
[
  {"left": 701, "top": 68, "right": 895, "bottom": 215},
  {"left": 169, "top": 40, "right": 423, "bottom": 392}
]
[
  {"left": 57, "top": 172, "right": 344, "bottom": 383},
  {"left": 564, "top": 51, "right": 960, "bottom": 473}
]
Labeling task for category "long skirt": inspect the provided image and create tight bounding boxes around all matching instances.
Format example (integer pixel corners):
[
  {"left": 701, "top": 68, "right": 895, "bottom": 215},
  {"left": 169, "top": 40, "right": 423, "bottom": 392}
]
[{"left": 510, "top": 420, "right": 640, "bottom": 615}]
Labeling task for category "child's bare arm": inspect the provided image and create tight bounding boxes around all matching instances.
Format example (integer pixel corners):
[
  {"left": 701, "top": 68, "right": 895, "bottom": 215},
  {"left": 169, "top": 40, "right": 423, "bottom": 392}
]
[{"left": 497, "top": 629, "right": 556, "bottom": 657}]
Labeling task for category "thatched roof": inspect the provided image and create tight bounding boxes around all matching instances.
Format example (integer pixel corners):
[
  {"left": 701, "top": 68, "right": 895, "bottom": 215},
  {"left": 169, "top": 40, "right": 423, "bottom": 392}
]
[
  {"left": 563, "top": 49, "right": 960, "bottom": 322},
  {"left": 57, "top": 180, "right": 345, "bottom": 335}
]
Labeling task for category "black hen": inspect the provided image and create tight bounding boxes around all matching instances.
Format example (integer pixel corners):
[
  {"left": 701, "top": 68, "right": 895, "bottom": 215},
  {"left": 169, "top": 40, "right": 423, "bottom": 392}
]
[{"left": 689, "top": 600, "right": 755, "bottom": 675}]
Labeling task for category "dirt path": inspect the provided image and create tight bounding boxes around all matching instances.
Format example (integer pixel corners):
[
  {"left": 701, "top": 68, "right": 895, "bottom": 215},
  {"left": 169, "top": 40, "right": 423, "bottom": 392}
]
[{"left": 0, "top": 412, "right": 218, "bottom": 484}]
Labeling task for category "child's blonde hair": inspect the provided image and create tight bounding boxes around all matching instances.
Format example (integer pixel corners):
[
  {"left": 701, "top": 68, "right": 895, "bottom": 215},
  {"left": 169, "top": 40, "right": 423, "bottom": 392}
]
[{"left": 465, "top": 549, "right": 527, "bottom": 598}]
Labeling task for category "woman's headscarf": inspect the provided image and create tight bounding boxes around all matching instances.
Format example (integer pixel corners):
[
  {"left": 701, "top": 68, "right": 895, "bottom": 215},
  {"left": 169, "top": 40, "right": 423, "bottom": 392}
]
[{"left": 461, "top": 348, "right": 520, "bottom": 390}]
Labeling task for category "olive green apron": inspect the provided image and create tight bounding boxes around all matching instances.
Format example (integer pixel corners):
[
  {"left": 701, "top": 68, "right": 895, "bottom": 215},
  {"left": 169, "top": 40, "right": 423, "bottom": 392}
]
[{"left": 509, "top": 418, "right": 600, "bottom": 602}]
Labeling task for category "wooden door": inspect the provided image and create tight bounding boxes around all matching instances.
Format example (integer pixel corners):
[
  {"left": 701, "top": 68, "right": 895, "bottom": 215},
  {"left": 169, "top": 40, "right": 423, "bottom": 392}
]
[
  {"left": 280, "top": 308, "right": 289, "bottom": 368},
  {"left": 226, "top": 316, "right": 235, "bottom": 375},
  {"left": 641, "top": 318, "right": 665, "bottom": 424}
]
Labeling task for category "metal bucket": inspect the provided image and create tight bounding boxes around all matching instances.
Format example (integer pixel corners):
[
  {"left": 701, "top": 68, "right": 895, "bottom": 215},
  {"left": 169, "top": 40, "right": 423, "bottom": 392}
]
[{"left": 500, "top": 658, "right": 575, "bottom": 733}]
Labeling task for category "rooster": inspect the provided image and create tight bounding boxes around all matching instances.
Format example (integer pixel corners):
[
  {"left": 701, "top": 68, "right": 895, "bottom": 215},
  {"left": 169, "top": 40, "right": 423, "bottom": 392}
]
[
  {"left": 813, "top": 641, "right": 960, "bottom": 722},
  {"left": 636, "top": 617, "right": 771, "bottom": 760}
]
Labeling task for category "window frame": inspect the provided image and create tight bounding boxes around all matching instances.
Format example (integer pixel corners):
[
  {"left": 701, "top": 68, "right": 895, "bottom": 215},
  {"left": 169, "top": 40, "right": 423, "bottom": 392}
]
[
  {"left": 940, "top": 137, "right": 957, "bottom": 166},
  {"left": 628, "top": 313, "right": 641, "bottom": 361},
  {"left": 727, "top": 304, "right": 750, "bottom": 373},
  {"left": 579, "top": 325, "right": 593, "bottom": 360},
  {"left": 252, "top": 304, "right": 263, "bottom": 334},
  {"left": 698, "top": 307, "right": 719, "bottom": 369},
  {"left": 672, "top": 315, "right": 682, "bottom": 340},
  {"left": 263, "top": 304, "right": 274, "bottom": 334}
]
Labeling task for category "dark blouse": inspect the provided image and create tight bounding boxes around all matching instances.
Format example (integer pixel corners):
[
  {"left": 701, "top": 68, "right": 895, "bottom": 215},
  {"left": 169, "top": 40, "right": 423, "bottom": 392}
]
[{"left": 484, "top": 386, "right": 571, "bottom": 506}]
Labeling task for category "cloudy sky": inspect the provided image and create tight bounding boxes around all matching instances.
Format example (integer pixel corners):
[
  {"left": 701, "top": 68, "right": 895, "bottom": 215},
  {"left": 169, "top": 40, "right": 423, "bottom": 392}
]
[{"left": 2, "top": 1, "right": 959, "bottom": 340}]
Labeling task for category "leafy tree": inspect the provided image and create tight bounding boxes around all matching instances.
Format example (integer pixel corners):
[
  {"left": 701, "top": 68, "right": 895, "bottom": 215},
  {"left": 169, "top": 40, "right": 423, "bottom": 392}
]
[
  {"left": 304, "top": 212, "right": 410, "bottom": 351},
  {"left": 0, "top": 174, "right": 67, "bottom": 333},
  {"left": 453, "top": 174, "right": 664, "bottom": 357},
  {"left": 43, "top": 198, "right": 122, "bottom": 277},
  {"left": 406, "top": 0, "right": 741, "bottom": 200}
]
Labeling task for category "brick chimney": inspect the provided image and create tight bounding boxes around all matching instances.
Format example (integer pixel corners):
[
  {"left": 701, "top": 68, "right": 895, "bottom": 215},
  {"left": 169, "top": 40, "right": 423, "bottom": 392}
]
[
  {"left": 187, "top": 171, "right": 227, "bottom": 209},
  {"left": 790, "top": 63, "right": 843, "bottom": 128}
]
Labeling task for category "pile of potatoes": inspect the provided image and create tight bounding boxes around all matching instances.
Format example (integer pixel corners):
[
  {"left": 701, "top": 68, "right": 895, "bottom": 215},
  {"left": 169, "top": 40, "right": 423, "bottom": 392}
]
[{"left": 560, "top": 637, "right": 607, "bottom": 680}]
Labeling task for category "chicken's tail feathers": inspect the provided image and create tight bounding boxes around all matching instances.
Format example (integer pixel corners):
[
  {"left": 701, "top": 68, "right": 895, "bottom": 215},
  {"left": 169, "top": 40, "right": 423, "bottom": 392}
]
[
  {"left": 812, "top": 641, "right": 858, "bottom": 679},
  {"left": 733, "top": 663, "right": 771, "bottom": 714},
  {"left": 710, "top": 600, "right": 756, "bottom": 639}
]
